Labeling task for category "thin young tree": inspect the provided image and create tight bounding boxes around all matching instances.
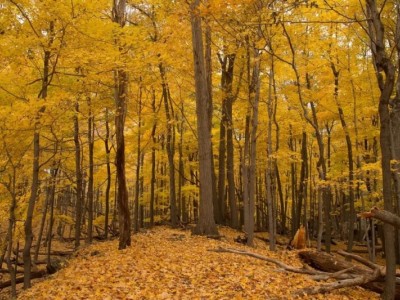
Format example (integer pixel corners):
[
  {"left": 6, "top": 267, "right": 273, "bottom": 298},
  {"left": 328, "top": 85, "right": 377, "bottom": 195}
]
[{"left": 112, "top": 0, "right": 131, "bottom": 249}]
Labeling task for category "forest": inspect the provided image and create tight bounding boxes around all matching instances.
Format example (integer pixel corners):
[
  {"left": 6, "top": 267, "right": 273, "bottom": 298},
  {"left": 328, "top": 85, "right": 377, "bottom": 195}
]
[{"left": 1, "top": 0, "right": 400, "bottom": 299}]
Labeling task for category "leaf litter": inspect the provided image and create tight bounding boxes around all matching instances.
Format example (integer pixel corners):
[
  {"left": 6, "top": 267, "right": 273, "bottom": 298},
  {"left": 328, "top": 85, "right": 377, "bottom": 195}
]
[{"left": 17, "top": 226, "right": 379, "bottom": 299}]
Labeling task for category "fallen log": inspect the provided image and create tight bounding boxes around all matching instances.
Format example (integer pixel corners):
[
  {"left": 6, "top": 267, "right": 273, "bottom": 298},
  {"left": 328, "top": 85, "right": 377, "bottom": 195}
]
[
  {"left": 298, "top": 250, "right": 400, "bottom": 298},
  {"left": 34, "top": 250, "right": 73, "bottom": 257},
  {"left": 0, "top": 270, "right": 47, "bottom": 290},
  {"left": 0, "top": 268, "right": 23, "bottom": 274}
]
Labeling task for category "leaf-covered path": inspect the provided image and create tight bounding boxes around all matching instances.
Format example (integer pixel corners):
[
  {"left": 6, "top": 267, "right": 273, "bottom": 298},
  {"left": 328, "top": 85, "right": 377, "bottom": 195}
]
[{"left": 18, "top": 227, "right": 378, "bottom": 299}]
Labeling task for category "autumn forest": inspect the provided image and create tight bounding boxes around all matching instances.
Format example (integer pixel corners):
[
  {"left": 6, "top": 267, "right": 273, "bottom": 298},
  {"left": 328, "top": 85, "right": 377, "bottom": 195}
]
[{"left": 1, "top": 0, "right": 400, "bottom": 299}]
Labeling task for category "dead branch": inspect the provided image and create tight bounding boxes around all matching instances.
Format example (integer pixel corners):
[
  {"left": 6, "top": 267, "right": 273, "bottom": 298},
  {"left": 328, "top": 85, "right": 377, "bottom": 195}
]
[
  {"left": 298, "top": 250, "right": 400, "bottom": 296},
  {"left": 294, "top": 268, "right": 381, "bottom": 296},
  {"left": 209, "top": 246, "right": 328, "bottom": 276}
]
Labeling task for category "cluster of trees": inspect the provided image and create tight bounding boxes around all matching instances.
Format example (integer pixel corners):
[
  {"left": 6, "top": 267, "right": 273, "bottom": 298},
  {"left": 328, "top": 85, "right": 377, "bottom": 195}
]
[{"left": 0, "top": 0, "right": 400, "bottom": 298}]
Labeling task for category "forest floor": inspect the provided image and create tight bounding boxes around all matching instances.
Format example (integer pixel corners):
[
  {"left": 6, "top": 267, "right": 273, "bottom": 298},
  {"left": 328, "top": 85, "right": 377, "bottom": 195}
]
[{"left": 3, "top": 226, "right": 380, "bottom": 300}]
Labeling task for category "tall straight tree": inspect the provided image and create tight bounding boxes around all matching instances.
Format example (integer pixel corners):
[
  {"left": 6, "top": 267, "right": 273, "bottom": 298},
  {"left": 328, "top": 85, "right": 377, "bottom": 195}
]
[
  {"left": 365, "top": 1, "right": 398, "bottom": 298},
  {"left": 112, "top": 0, "right": 131, "bottom": 249},
  {"left": 190, "top": 0, "right": 218, "bottom": 236}
]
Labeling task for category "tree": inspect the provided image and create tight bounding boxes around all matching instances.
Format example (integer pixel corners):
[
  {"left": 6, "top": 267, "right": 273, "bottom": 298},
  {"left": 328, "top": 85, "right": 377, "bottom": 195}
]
[
  {"left": 112, "top": 0, "right": 131, "bottom": 250},
  {"left": 364, "top": 1, "right": 398, "bottom": 298},
  {"left": 190, "top": 0, "right": 218, "bottom": 236}
]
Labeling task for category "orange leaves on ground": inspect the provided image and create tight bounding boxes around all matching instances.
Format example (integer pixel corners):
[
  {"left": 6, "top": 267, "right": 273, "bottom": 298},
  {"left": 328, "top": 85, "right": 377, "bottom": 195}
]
[{"left": 18, "top": 227, "right": 379, "bottom": 300}]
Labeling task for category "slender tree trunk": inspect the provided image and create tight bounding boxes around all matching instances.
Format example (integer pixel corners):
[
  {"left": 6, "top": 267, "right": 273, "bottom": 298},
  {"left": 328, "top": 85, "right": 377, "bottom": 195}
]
[
  {"left": 296, "top": 132, "right": 308, "bottom": 231},
  {"left": 34, "top": 182, "right": 50, "bottom": 263},
  {"left": 74, "top": 101, "right": 83, "bottom": 249},
  {"left": 133, "top": 86, "right": 142, "bottom": 233},
  {"left": 330, "top": 64, "right": 356, "bottom": 253},
  {"left": 112, "top": 0, "right": 131, "bottom": 249},
  {"left": 150, "top": 91, "right": 157, "bottom": 227},
  {"left": 104, "top": 108, "right": 111, "bottom": 239},
  {"left": 6, "top": 168, "right": 17, "bottom": 298},
  {"left": 266, "top": 65, "right": 276, "bottom": 250},
  {"left": 23, "top": 21, "right": 54, "bottom": 285},
  {"left": 46, "top": 166, "right": 58, "bottom": 268},
  {"left": 226, "top": 92, "right": 238, "bottom": 229},
  {"left": 87, "top": 99, "right": 94, "bottom": 244}
]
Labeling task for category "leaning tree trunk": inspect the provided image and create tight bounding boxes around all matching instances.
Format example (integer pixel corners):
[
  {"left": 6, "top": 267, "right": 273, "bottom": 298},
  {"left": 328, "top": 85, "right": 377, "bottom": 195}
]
[
  {"left": 190, "top": 0, "right": 218, "bottom": 236},
  {"left": 112, "top": 0, "right": 131, "bottom": 249}
]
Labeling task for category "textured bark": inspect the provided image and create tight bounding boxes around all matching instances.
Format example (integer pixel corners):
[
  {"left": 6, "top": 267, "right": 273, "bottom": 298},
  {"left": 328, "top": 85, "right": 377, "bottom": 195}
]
[
  {"left": 218, "top": 53, "right": 235, "bottom": 226},
  {"left": 159, "top": 63, "right": 177, "bottom": 226},
  {"left": 366, "top": 1, "right": 397, "bottom": 298},
  {"left": 190, "top": 0, "right": 218, "bottom": 236},
  {"left": 112, "top": 0, "right": 131, "bottom": 249}
]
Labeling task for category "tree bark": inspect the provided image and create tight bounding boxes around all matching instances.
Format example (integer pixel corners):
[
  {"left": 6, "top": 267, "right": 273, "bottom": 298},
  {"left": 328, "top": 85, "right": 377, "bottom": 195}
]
[
  {"left": 190, "top": 0, "right": 218, "bottom": 236},
  {"left": 74, "top": 101, "right": 83, "bottom": 249},
  {"left": 23, "top": 20, "right": 54, "bottom": 287},
  {"left": 104, "top": 108, "right": 111, "bottom": 239},
  {"left": 159, "top": 63, "right": 177, "bottom": 226},
  {"left": 365, "top": 1, "right": 397, "bottom": 298},
  {"left": 112, "top": 0, "right": 131, "bottom": 249},
  {"left": 86, "top": 98, "right": 94, "bottom": 244}
]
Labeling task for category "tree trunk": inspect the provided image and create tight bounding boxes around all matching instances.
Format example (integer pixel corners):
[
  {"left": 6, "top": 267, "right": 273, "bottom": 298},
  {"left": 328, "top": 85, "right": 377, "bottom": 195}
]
[
  {"left": 365, "top": 1, "right": 397, "bottom": 298},
  {"left": 23, "top": 21, "right": 53, "bottom": 286},
  {"left": 190, "top": 0, "right": 218, "bottom": 236},
  {"left": 150, "top": 91, "right": 157, "bottom": 227},
  {"left": 104, "top": 108, "right": 111, "bottom": 239},
  {"left": 133, "top": 85, "right": 142, "bottom": 233},
  {"left": 46, "top": 166, "right": 58, "bottom": 270},
  {"left": 87, "top": 98, "right": 94, "bottom": 244},
  {"left": 159, "top": 64, "right": 177, "bottom": 226},
  {"left": 74, "top": 101, "right": 83, "bottom": 249},
  {"left": 266, "top": 64, "right": 276, "bottom": 250},
  {"left": 218, "top": 53, "right": 236, "bottom": 226},
  {"left": 112, "top": 0, "right": 131, "bottom": 249}
]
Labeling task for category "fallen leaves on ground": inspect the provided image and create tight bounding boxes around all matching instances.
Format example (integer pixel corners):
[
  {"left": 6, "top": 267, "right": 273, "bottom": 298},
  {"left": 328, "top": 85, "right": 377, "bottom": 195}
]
[{"left": 17, "top": 226, "right": 379, "bottom": 299}]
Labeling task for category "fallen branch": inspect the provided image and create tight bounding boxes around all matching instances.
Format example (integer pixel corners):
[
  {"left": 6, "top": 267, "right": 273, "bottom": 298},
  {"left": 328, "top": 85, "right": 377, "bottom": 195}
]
[
  {"left": 209, "top": 247, "right": 328, "bottom": 276},
  {"left": 294, "top": 268, "right": 381, "bottom": 297},
  {"left": 298, "top": 250, "right": 400, "bottom": 296}
]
